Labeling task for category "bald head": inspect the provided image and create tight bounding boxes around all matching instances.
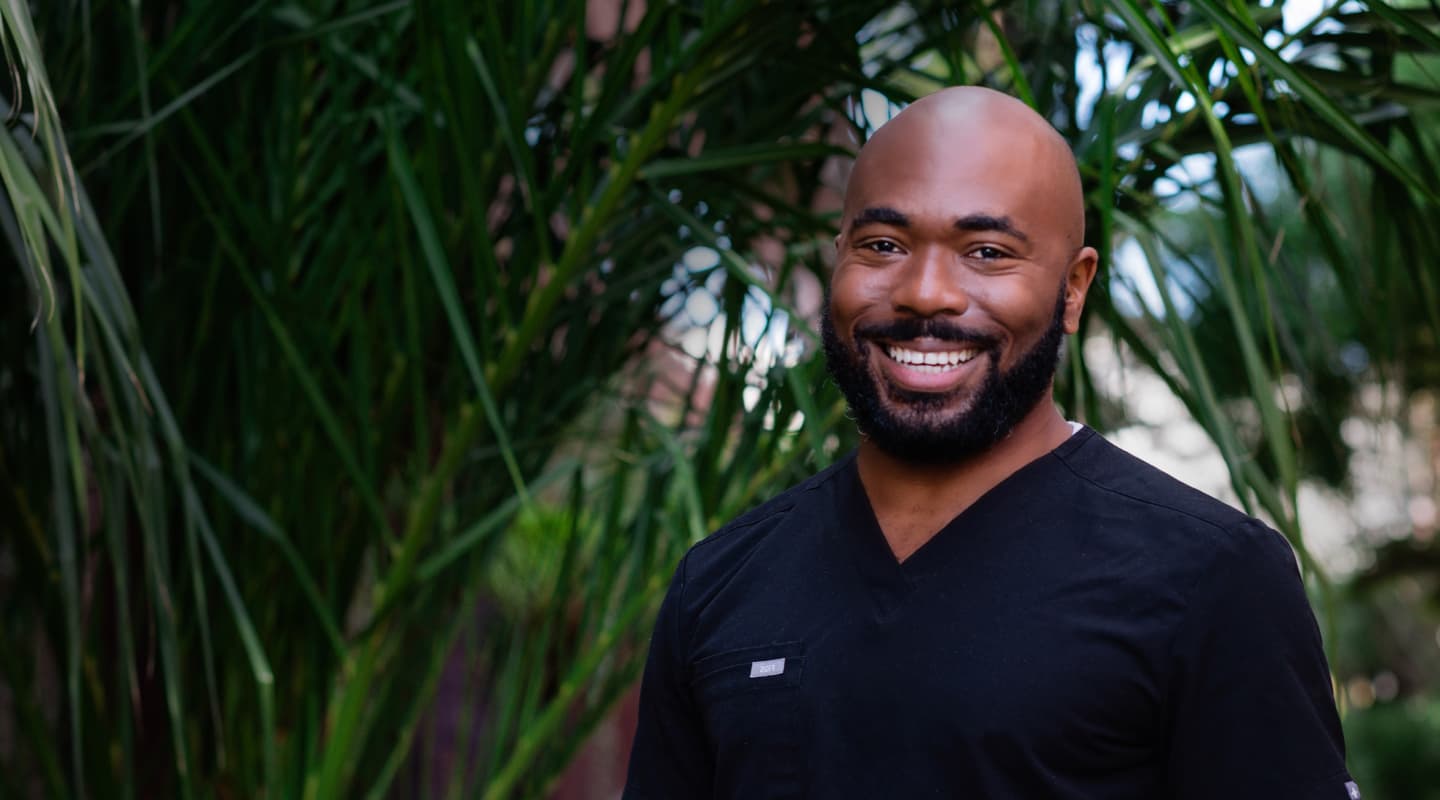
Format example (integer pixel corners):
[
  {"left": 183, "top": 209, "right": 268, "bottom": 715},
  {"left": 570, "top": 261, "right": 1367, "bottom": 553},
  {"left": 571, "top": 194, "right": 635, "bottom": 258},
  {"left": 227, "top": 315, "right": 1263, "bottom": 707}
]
[
  {"left": 844, "top": 87, "right": 1087, "bottom": 250},
  {"left": 823, "top": 87, "right": 1099, "bottom": 466}
]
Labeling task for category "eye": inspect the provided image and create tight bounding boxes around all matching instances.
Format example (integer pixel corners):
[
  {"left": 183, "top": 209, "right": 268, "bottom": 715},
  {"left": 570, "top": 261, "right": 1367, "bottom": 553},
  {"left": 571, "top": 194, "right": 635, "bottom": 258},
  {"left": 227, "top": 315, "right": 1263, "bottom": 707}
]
[
  {"left": 968, "top": 245, "right": 1008, "bottom": 260},
  {"left": 861, "top": 239, "right": 902, "bottom": 254}
]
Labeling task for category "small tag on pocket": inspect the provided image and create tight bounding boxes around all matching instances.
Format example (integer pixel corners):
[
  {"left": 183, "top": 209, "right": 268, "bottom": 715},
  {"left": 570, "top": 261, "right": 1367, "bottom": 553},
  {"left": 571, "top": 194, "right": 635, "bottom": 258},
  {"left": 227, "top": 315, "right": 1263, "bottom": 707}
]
[{"left": 749, "top": 658, "right": 786, "bottom": 678}]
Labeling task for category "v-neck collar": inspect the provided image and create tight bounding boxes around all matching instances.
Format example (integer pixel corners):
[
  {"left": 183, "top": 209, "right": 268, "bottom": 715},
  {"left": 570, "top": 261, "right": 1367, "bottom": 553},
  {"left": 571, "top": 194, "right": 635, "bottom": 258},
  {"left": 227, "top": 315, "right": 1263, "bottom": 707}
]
[{"left": 832, "top": 427, "right": 1096, "bottom": 617}]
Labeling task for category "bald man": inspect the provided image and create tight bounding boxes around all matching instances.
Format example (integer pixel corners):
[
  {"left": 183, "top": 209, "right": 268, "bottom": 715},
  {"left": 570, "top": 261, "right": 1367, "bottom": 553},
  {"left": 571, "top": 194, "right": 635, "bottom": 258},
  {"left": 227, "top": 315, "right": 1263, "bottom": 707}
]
[{"left": 624, "top": 88, "right": 1354, "bottom": 799}]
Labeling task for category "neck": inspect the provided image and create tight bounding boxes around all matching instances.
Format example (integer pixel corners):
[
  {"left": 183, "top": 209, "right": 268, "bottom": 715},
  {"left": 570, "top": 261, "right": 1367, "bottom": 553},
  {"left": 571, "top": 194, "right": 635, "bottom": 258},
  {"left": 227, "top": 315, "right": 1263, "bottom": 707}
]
[{"left": 855, "top": 397, "right": 1074, "bottom": 562}]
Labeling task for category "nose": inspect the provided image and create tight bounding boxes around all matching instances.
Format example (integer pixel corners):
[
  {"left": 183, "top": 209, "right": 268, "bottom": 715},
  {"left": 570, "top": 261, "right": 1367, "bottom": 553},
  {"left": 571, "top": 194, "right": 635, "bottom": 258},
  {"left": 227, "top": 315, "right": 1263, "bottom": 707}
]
[{"left": 889, "top": 245, "right": 969, "bottom": 318}]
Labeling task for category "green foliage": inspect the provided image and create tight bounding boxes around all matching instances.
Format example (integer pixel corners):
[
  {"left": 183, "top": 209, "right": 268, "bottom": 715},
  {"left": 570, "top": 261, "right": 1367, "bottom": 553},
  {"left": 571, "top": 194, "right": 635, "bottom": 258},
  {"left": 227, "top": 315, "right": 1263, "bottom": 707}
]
[
  {"left": 2, "top": 0, "right": 1439, "bottom": 797},
  {"left": 6, "top": 0, "right": 866, "bottom": 795},
  {"left": 1345, "top": 697, "right": 1440, "bottom": 800}
]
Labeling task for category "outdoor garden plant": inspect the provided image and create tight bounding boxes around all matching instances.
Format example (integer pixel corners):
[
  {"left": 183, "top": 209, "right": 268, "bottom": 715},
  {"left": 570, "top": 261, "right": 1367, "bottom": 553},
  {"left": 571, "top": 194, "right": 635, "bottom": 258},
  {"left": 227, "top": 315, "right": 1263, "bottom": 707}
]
[{"left": 2, "top": 0, "right": 1438, "bottom": 797}]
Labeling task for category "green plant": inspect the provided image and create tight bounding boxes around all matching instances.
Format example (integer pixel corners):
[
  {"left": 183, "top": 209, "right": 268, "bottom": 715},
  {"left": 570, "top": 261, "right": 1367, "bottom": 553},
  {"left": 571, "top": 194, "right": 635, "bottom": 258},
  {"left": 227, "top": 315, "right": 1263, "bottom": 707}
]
[
  {"left": 5, "top": 0, "right": 870, "bottom": 795},
  {"left": 4, "top": 0, "right": 1439, "bottom": 797}
]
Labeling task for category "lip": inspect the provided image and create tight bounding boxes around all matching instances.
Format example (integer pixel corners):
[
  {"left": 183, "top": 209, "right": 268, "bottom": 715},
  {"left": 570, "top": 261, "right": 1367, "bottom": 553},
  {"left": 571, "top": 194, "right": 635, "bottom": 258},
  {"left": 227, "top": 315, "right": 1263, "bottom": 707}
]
[
  {"left": 871, "top": 337, "right": 987, "bottom": 393},
  {"left": 874, "top": 335, "right": 976, "bottom": 352}
]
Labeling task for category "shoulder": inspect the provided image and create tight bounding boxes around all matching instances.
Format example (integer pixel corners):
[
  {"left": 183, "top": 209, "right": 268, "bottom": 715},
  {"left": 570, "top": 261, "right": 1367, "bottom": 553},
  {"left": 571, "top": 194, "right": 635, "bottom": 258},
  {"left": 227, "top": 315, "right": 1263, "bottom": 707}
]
[
  {"left": 682, "top": 454, "right": 849, "bottom": 566},
  {"left": 1050, "top": 432, "right": 1323, "bottom": 667},
  {"left": 1050, "top": 428, "right": 1300, "bottom": 582},
  {"left": 1053, "top": 428, "right": 1254, "bottom": 532}
]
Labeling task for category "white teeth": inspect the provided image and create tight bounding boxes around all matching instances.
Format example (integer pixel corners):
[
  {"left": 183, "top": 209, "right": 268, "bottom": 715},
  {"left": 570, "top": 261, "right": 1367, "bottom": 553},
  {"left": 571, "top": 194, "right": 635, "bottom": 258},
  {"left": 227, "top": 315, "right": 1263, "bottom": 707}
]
[{"left": 884, "top": 345, "right": 977, "bottom": 370}]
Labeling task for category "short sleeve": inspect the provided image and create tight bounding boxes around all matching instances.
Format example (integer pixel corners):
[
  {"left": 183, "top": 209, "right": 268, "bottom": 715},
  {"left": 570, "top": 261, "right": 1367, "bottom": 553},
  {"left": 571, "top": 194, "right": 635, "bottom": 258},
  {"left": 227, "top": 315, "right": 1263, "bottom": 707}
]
[
  {"left": 623, "top": 553, "right": 714, "bottom": 799},
  {"left": 1166, "top": 521, "right": 1356, "bottom": 799}
]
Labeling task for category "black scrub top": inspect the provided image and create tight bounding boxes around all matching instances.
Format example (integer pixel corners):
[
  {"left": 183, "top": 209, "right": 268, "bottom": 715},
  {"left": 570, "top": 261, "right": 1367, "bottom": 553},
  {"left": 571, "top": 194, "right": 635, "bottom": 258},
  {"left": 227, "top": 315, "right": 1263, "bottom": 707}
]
[{"left": 624, "top": 429, "right": 1355, "bottom": 799}]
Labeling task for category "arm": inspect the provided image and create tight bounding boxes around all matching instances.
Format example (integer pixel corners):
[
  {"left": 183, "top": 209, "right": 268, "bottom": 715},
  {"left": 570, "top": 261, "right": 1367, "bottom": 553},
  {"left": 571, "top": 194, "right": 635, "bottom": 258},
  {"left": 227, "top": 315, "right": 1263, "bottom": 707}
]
[
  {"left": 1166, "top": 520, "right": 1357, "bottom": 799},
  {"left": 623, "top": 554, "right": 714, "bottom": 799}
]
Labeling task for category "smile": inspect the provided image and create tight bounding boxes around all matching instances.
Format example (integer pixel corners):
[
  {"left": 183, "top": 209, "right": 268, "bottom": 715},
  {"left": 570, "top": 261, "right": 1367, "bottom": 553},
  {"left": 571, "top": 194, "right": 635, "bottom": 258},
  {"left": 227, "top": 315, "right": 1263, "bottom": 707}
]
[{"left": 884, "top": 344, "right": 978, "bottom": 373}]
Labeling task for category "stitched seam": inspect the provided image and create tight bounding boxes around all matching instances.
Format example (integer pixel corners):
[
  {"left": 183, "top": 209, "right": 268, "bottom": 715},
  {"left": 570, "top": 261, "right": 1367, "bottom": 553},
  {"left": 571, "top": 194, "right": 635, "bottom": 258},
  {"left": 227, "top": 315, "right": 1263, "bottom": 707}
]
[
  {"left": 1052, "top": 438, "right": 1250, "bottom": 710},
  {"left": 687, "top": 502, "right": 797, "bottom": 553},
  {"left": 678, "top": 550, "right": 695, "bottom": 669},
  {"left": 687, "top": 453, "right": 850, "bottom": 553},
  {"left": 1052, "top": 444, "right": 1236, "bottom": 536}
]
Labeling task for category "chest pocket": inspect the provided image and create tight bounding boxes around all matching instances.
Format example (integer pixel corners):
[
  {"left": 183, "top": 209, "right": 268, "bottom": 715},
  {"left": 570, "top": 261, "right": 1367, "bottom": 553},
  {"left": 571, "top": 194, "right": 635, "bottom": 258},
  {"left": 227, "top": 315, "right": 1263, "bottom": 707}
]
[{"left": 691, "top": 641, "right": 806, "bottom": 799}]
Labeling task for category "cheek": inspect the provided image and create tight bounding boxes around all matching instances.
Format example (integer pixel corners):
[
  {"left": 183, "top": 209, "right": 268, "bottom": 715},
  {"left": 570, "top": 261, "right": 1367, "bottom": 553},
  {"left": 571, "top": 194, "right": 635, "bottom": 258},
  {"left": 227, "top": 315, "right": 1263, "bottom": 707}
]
[
  {"left": 828, "top": 263, "right": 888, "bottom": 323},
  {"left": 973, "top": 280, "right": 1060, "bottom": 339},
  {"left": 829, "top": 264, "right": 869, "bottom": 323},
  {"left": 953, "top": 280, "right": 999, "bottom": 315}
]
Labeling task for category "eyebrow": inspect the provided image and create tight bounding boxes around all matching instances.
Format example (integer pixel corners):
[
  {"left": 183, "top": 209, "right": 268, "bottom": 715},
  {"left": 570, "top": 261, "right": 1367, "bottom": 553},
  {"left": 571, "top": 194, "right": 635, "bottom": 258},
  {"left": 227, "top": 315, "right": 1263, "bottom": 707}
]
[
  {"left": 848, "top": 206, "right": 910, "bottom": 233},
  {"left": 955, "top": 213, "right": 1030, "bottom": 243},
  {"left": 847, "top": 206, "right": 1030, "bottom": 243}
]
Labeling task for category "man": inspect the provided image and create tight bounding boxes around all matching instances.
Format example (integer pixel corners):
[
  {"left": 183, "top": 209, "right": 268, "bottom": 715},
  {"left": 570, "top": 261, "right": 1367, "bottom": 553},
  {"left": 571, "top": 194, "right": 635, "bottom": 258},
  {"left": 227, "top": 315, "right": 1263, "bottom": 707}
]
[{"left": 623, "top": 87, "right": 1355, "bottom": 798}]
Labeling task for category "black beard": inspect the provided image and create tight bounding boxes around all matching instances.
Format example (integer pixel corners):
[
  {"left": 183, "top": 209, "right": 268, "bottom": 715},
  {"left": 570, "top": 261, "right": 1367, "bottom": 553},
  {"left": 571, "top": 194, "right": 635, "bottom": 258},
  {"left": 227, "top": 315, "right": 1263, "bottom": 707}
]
[{"left": 821, "top": 285, "right": 1068, "bottom": 465}]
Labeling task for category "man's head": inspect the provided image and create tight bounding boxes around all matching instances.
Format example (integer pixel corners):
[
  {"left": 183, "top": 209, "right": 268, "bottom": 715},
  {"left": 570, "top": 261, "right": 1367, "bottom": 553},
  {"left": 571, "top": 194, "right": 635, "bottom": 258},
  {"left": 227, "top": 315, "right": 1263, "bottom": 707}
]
[{"left": 822, "top": 86, "right": 1098, "bottom": 464}]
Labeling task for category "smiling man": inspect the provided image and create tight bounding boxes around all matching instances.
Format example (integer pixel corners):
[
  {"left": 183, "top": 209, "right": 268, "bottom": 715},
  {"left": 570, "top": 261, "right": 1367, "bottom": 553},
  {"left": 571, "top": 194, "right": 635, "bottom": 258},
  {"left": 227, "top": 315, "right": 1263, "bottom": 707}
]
[{"left": 623, "top": 87, "right": 1355, "bottom": 799}]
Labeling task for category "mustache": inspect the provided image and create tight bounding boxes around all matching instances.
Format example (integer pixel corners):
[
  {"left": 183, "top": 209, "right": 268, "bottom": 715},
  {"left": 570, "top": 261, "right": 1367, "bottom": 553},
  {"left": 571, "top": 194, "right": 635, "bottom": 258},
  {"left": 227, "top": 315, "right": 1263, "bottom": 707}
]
[{"left": 855, "top": 317, "right": 999, "bottom": 348}]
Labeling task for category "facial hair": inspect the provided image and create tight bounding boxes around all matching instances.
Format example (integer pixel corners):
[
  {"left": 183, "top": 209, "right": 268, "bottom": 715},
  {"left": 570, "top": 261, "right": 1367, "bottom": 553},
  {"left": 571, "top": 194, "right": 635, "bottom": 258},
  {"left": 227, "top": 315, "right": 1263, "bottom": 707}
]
[{"left": 821, "top": 284, "right": 1068, "bottom": 465}]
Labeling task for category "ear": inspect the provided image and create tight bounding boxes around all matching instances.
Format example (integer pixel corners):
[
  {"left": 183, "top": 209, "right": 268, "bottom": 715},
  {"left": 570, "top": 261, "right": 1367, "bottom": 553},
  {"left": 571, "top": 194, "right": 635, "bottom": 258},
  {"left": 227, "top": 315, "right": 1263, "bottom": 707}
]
[{"left": 1062, "top": 246, "right": 1099, "bottom": 335}]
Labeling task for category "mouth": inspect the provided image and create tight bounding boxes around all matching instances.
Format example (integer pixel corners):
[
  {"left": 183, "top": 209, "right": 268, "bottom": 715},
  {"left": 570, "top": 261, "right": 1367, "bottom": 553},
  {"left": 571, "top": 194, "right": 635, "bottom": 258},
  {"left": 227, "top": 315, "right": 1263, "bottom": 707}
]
[
  {"left": 872, "top": 338, "right": 988, "bottom": 393},
  {"left": 882, "top": 343, "right": 980, "bottom": 374}
]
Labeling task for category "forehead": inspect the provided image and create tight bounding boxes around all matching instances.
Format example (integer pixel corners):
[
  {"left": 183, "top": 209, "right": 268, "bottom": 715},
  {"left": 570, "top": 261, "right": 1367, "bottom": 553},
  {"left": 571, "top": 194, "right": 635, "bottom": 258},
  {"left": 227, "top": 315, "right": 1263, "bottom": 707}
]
[{"left": 844, "top": 117, "right": 1076, "bottom": 242}]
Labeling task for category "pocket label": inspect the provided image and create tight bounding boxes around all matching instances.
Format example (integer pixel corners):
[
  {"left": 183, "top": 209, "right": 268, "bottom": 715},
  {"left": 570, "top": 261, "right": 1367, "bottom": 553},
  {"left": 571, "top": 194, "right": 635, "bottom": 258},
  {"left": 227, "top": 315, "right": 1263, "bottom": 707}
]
[{"left": 749, "top": 658, "right": 786, "bottom": 678}]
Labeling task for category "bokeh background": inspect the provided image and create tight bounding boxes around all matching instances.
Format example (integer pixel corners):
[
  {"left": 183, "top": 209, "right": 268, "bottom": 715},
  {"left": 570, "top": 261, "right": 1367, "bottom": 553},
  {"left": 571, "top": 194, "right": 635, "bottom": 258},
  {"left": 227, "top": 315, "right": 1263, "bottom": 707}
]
[{"left": 3, "top": 0, "right": 1440, "bottom": 797}]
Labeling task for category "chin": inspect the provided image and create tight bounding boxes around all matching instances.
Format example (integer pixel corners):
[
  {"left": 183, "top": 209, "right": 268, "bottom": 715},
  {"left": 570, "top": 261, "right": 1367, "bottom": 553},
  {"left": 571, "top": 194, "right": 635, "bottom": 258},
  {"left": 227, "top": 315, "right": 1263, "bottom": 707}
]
[{"left": 821, "top": 293, "right": 1065, "bottom": 464}]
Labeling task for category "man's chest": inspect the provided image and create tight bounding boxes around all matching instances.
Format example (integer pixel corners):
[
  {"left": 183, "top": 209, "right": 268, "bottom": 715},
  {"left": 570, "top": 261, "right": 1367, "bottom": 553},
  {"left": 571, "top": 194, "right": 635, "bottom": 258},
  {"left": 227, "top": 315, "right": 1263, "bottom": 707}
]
[{"left": 683, "top": 537, "right": 1185, "bottom": 797}]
